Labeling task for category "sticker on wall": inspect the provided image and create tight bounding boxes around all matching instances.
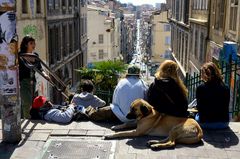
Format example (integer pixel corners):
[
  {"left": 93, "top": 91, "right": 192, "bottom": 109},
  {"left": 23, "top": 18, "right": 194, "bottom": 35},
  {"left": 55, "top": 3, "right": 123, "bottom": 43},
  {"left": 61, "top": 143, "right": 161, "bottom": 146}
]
[
  {"left": 0, "top": 69, "right": 17, "bottom": 95},
  {"left": 0, "top": 0, "right": 15, "bottom": 11}
]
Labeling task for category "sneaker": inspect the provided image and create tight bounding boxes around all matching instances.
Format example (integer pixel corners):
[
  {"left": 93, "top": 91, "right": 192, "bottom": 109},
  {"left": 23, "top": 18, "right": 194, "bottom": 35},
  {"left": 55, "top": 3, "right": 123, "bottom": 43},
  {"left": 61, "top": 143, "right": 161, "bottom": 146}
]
[{"left": 76, "top": 105, "right": 86, "bottom": 114}]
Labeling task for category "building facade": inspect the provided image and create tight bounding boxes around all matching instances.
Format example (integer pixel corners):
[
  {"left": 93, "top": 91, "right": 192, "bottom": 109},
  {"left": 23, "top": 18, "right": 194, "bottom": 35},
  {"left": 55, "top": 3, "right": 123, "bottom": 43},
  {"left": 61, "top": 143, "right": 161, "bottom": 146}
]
[
  {"left": 87, "top": 5, "right": 117, "bottom": 63},
  {"left": 17, "top": 0, "right": 87, "bottom": 103},
  {"left": 150, "top": 11, "right": 171, "bottom": 63},
  {"left": 119, "top": 13, "right": 136, "bottom": 63},
  {"left": 167, "top": 0, "right": 240, "bottom": 76},
  {"left": 168, "top": 0, "right": 190, "bottom": 77},
  {"left": 207, "top": 0, "right": 240, "bottom": 63},
  {"left": 188, "top": 0, "right": 209, "bottom": 74},
  {"left": 81, "top": 0, "right": 88, "bottom": 67}
]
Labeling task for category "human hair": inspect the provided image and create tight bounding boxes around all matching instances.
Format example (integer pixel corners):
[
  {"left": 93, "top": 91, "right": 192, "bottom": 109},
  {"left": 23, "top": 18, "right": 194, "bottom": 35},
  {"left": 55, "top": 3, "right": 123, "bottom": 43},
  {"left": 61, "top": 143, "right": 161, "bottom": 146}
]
[
  {"left": 20, "top": 36, "right": 35, "bottom": 53},
  {"left": 80, "top": 80, "right": 94, "bottom": 92},
  {"left": 155, "top": 60, "right": 188, "bottom": 97},
  {"left": 201, "top": 62, "right": 223, "bottom": 83}
]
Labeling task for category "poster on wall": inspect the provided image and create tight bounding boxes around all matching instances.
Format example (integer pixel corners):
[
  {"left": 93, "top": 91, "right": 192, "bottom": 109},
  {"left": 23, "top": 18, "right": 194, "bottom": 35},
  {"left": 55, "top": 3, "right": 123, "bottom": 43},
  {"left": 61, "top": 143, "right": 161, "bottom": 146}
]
[
  {"left": 0, "top": 11, "right": 17, "bottom": 69},
  {"left": 0, "top": 10, "right": 17, "bottom": 95},
  {"left": 0, "top": 0, "right": 15, "bottom": 11}
]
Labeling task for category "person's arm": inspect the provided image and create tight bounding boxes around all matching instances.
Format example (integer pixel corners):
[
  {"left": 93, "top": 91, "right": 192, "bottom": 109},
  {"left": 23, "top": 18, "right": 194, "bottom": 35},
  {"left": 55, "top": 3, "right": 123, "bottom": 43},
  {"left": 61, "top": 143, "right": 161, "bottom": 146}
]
[
  {"left": 196, "top": 86, "right": 202, "bottom": 110},
  {"left": 44, "top": 104, "right": 75, "bottom": 123},
  {"left": 34, "top": 52, "right": 51, "bottom": 81},
  {"left": 146, "top": 82, "right": 154, "bottom": 102},
  {"left": 93, "top": 95, "right": 106, "bottom": 107}
]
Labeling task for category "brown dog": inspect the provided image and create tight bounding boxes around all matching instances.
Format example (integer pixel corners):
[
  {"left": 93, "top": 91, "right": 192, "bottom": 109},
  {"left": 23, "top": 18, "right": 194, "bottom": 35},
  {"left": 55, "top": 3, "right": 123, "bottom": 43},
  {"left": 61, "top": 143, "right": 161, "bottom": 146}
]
[{"left": 104, "top": 99, "right": 203, "bottom": 149}]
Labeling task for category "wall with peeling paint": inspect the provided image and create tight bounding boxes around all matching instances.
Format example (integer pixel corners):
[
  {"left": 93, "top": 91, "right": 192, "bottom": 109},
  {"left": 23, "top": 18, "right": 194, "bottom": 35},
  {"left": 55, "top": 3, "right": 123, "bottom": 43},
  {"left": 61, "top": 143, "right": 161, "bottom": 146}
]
[{"left": 16, "top": 0, "right": 48, "bottom": 97}]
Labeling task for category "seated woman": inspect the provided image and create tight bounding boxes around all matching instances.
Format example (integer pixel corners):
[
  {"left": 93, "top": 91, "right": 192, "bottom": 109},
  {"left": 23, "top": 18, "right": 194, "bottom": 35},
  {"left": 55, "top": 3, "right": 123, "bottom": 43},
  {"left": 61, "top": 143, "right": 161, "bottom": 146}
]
[
  {"left": 196, "top": 62, "right": 230, "bottom": 129},
  {"left": 147, "top": 60, "right": 189, "bottom": 118}
]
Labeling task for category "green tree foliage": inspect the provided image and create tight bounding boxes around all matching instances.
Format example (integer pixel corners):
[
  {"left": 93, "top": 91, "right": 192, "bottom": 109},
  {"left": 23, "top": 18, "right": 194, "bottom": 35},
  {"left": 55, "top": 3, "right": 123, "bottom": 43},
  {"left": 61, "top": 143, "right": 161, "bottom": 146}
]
[{"left": 76, "top": 60, "right": 127, "bottom": 91}]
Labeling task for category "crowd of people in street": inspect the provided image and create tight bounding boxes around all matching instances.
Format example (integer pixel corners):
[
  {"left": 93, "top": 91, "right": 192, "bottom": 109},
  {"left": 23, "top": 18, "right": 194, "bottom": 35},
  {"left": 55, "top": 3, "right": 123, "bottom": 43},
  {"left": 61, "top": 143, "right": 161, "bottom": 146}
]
[{"left": 19, "top": 35, "right": 230, "bottom": 130}]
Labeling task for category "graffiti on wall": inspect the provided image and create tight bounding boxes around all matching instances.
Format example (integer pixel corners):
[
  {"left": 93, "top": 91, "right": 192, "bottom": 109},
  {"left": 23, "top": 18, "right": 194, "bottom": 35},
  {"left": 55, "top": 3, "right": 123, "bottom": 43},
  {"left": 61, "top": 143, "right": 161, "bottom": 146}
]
[{"left": 23, "top": 24, "right": 43, "bottom": 40}]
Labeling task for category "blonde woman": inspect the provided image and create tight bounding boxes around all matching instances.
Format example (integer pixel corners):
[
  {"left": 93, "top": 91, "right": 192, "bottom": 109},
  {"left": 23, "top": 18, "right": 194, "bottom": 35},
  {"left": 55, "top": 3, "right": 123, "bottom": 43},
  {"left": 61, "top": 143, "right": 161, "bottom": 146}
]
[
  {"left": 147, "top": 60, "right": 189, "bottom": 117},
  {"left": 196, "top": 62, "right": 230, "bottom": 129}
]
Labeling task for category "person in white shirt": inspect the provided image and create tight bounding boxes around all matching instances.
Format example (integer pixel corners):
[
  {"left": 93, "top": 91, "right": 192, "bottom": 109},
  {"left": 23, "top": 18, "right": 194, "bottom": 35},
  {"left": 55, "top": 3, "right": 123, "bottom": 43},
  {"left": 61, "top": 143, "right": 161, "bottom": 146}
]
[
  {"left": 71, "top": 79, "right": 106, "bottom": 108},
  {"left": 84, "top": 65, "right": 148, "bottom": 123}
]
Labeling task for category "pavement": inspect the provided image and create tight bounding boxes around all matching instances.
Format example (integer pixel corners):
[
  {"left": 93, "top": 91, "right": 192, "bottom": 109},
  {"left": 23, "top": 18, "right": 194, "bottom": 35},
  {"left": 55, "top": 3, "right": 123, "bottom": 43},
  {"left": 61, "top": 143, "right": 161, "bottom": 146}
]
[{"left": 1, "top": 120, "right": 240, "bottom": 159}]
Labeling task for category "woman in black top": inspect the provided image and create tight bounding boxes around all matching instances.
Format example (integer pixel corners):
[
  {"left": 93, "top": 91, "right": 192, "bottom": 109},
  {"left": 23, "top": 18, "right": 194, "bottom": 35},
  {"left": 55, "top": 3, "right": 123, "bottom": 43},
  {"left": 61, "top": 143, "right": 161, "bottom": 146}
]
[
  {"left": 147, "top": 60, "right": 189, "bottom": 117},
  {"left": 19, "top": 36, "right": 49, "bottom": 118},
  {"left": 196, "top": 62, "right": 230, "bottom": 129}
]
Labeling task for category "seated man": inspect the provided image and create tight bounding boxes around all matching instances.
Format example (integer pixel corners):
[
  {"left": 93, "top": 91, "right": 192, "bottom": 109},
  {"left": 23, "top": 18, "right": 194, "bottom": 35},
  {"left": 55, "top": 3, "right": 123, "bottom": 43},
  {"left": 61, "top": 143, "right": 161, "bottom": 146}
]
[
  {"left": 30, "top": 96, "right": 76, "bottom": 124},
  {"left": 71, "top": 79, "right": 106, "bottom": 108},
  {"left": 84, "top": 65, "right": 149, "bottom": 123}
]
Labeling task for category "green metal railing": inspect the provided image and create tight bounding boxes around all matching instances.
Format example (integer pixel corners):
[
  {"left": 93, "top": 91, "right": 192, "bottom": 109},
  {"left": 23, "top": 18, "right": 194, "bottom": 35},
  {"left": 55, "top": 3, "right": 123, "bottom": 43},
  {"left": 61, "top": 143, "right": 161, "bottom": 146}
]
[
  {"left": 185, "top": 57, "right": 240, "bottom": 118},
  {"left": 95, "top": 89, "right": 113, "bottom": 106}
]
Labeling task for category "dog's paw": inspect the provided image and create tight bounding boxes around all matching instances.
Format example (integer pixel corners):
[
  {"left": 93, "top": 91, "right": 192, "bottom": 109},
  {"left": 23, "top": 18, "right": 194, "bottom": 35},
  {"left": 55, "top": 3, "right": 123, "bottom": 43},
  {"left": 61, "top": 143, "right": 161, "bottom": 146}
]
[
  {"left": 150, "top": 144, "right": 162, "bottom": 151},
  {"left": 111, "top": 125, "right": 122, "bottom": 131},
  {"left": 103, "top": 134, "right": 113, "bottom": 140},
  {"left": 111, "top": 126, "right": 118, "bottom": 131},
  {"left": 146, "top": 140, "right": 159, "bottom": 147}
]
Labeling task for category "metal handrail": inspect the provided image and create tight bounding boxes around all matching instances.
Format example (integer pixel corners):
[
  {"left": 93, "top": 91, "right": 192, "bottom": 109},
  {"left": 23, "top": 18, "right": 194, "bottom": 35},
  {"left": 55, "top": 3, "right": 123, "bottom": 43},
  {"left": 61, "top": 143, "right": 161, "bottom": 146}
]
[{"left": 19, "top": 53, "right": 69, "bottom": 99}]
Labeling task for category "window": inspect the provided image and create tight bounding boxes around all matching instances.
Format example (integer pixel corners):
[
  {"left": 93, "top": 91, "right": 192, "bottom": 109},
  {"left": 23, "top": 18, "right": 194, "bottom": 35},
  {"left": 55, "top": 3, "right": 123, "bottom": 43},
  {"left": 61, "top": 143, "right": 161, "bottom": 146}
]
[
  {"left": 201, "top": 0, "right": 205, "bottom": 9},
  {"left": 99, "top": 34, "right": 104, "bottom": 44},
  {"left": 56, "top": 26, "right": 61, "bottom": 61},
  {"left": 68, "top": 0, "right": 72, "bottom": 8},
  {"left": 48, "top": 0, "right": 54, "bottom": 11},
  {"left": 69, "top": 23, "right": 73, "bottom": 54},
  {"left": 184, "top": 33, "right": 188, "bottom": 70},
  {"left": 36, "top": 0, "right": 41, "bottom": 14},
  {"left": 74, "top": 20, "right": 79, "bottom": 51},
  {"left": 55, "top": 0, "right": 60, "bottom": 9},
  {"left": 164, "top": 24, "right": 171, "bottom": 31},
  {"left": 199, "top": 32, "right": 205, "bottom": 62},
  {"left": 74, "top": 0, "right": 78, "bottom": 7},
  {"left": 81, "top": 0, "right": 86, "bottom": 7},
  {"left": 214, "top": 0, "right": 225, "bottom": 30},
  {"left": 22, "top": 0, "right": 28, "bottom": 14},
  {"left": 165, "top": 36, "right": 171, "bottom": 45},
  {"left": 229, "top": 0, "right": 238, "bottom": 31},
  {"left": 176, "top": 0, "right": 180, "bottom": 20},
  {"left": 164, "top": 50, "right": 171, "bottom": 59},
  {"left": 99, "top": 50, "right": 104, "bottom": 59},
  {"left": 62, "top": 0, "right": 66, "bottom": 7},
  {"left": 49, "top": 27, "right": 56, "bottom": 65},
  {"left": 194, "top": 29, "right": 198, "bottom": 58},
  {"left": 62, "top": 24, "right": 68, "bottom": 57}
]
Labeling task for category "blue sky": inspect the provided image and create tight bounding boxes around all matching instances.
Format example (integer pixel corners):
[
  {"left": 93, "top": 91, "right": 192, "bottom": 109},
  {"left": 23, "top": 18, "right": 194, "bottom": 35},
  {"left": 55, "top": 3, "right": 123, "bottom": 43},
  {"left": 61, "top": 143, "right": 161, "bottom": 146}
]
[{"left": 119, "top": 0, "right": 166, "bottom": 6}]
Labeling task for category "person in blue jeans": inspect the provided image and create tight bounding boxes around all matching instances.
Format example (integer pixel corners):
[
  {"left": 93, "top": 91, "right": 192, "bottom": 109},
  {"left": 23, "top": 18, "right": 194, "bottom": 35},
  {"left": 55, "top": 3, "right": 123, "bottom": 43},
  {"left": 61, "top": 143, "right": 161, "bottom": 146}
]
[
  {"left": 196, "top": 62, "right": 230, "bottom": 129},
  {"left": 30, "top": 96, "right": 76, "bottom": 124}
]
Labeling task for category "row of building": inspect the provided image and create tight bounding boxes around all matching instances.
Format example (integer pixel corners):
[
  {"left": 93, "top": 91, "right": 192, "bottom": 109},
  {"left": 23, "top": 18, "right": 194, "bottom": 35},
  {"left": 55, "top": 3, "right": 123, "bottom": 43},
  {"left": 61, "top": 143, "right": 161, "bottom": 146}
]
[
  {"left": 15, "top": 0, "right": 138, "bottom": 103},
  {"left": 138, "top": 4, "right": 172, "bottom": 74},
  {"left": 166, "top": 0, "right": 240, "bottom": 76}
]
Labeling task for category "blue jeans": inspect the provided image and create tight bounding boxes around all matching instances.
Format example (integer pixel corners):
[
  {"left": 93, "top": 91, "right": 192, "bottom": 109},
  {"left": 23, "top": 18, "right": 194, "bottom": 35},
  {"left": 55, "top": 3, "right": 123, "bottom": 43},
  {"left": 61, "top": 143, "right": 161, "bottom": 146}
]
[{"left": 195, "top": 113, "right": 229, "bottom": 129}]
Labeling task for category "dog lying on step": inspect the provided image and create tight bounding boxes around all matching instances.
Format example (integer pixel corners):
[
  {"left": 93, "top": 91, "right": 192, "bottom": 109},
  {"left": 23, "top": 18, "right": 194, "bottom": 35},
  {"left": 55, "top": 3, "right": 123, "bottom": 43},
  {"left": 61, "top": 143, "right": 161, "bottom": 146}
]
[{"left": 104, "top": 99, "right": 203, "bottom": 149}]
